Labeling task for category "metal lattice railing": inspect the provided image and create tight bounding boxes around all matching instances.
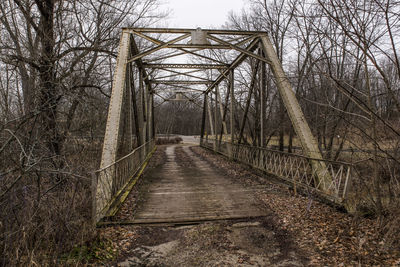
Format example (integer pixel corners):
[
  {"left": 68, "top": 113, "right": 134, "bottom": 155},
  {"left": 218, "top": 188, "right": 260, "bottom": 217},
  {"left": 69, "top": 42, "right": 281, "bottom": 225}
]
[
  {"left": 92, "top": 140, "right": 155, "bottom": 222},
  {"left": 201, "top": 138, "right": 352, "bottom": 203}
]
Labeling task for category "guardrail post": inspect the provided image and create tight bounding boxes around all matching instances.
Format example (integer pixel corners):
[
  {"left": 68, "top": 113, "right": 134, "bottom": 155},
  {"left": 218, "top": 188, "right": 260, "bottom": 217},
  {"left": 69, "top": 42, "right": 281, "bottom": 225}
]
[
  {"left": 91, "top": 172, "right": 98, "bottom": 226},
  {"left": 343, "top": 165, "right": 351, "bottom": 199}
]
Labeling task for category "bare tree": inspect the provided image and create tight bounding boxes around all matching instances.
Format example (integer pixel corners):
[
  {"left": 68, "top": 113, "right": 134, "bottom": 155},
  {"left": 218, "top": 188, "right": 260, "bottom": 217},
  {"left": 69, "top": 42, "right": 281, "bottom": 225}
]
[{"left": 0, "top": 0, "right": 167, "bottom": 265}]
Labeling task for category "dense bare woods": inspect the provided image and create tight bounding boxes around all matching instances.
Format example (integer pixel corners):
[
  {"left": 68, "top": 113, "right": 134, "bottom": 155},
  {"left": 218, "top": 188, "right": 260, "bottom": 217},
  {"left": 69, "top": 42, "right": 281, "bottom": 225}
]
[
  {"left": 0, "top": 0, "right": 166, "bottom": 265},
  {"left": 155, "top": 99, "right": 203, "bottom": 136},
  {"left": 225, "top": 0, "right": 400, "bottom": 248}
]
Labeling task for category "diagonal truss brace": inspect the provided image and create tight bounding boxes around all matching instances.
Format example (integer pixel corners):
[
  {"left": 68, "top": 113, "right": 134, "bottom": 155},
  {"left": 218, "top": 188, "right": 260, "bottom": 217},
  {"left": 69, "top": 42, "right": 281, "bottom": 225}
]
[
  {"left": 259, "top": 35, "right": 332, "bottom": 191},
  {"left": 100, "top": 31, "right": 130, "bottom": 170}
]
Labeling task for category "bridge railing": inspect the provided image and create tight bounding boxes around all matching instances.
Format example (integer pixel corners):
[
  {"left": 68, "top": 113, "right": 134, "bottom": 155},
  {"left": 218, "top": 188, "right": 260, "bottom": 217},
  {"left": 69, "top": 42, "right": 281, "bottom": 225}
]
[
  {"left": 201, "top": 138, "right": 353, "bottom": 203},
  {"left": 92, "top": 139, "right": 155, "bottom": 223}
]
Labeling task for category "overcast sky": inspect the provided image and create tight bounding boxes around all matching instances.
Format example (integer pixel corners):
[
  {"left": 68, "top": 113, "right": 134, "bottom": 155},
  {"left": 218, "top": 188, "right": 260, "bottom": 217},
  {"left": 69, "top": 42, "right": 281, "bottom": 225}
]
[{"left": 166, "top": 0, "right": 248, "bottom": 29}]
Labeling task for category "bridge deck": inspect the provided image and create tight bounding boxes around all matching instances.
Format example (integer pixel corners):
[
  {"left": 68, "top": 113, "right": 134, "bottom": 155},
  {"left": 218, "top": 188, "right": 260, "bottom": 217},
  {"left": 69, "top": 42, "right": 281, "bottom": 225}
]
[{"left": 132, "top": 145, "right": 267, "bottom": 223}]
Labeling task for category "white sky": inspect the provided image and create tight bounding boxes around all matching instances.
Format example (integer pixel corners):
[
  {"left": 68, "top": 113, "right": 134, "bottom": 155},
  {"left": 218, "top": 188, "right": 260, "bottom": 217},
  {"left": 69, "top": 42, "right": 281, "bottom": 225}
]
[{"left": 165, "top": 0, "right": 248, "bottom": 29}]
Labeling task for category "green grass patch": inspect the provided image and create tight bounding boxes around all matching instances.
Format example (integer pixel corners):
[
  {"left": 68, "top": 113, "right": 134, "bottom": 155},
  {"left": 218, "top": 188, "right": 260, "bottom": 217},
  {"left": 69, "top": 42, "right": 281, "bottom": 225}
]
[{"left": 59, "top": 238, "right": 116, "bottom": 264}]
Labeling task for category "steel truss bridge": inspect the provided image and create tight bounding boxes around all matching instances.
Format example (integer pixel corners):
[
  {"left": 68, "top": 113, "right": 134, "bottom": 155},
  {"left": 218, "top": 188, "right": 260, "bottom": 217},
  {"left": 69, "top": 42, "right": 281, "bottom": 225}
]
[{"left": 92, "top": 28, "right": 353, "bottom": 224}]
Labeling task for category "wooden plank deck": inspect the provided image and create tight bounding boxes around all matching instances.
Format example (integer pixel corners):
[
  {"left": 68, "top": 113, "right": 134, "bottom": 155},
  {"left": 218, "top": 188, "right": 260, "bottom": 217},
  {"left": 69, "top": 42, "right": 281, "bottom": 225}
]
[{"left": 132, "top": 145, "right": 267, "bottom": 223}]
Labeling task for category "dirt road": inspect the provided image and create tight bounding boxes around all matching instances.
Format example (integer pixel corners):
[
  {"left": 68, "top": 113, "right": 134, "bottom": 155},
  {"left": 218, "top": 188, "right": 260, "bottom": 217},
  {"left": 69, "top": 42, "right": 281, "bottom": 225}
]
[
  {"left": 107, "top": 145, "right": 307, "bottom": 266},
  {"left": 98, "top": 144, "right": 399, "bottom": 266}
]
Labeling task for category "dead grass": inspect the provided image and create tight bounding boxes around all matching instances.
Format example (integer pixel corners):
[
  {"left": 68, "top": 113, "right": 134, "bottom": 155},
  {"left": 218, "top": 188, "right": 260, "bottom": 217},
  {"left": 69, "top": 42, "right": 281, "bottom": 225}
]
[
  {"left": 191, "top": 146, "right": 400, "bottom": 266},
  {"left": 0, "top": 138, "right": 101, "bottom": 266}
]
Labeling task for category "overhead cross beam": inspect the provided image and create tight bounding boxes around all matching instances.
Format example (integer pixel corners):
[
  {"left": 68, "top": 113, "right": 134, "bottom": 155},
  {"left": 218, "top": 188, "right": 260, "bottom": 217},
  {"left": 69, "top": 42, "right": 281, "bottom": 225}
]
[
  {"left": 155, "top": 68, "right": 211, "bottom": 81},
  {"left": 143, "top": 63, "right": 228, "bottom": 69},
  {"left": 153, "top": 83, "right": 205, "bottom": 93},
  {"left": 124, "top": 27, "right": 267, "bottom": 35},
  {"left": 127, "top": 33, "right": 191, "bottom": 63},
  {"left": 150, "top": 80, "right": 210, "bottom": 85}
]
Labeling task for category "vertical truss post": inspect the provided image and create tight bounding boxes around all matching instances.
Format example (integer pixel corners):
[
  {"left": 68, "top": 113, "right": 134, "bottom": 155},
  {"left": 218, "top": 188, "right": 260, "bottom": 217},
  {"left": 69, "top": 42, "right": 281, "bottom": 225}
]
[
  {"left": 229, "top": 70, "right": 235, "bottom": 158},
  {"left": 216, "top": 86, "right": 228, "bottom": 136},
  {"left": 143, "top": 83, "right": 149, "bottom": 143},
  {"left": 214, "top": 86, "right": 219, "bottom": 151},
  {"left": 138, "top": 68, "right": 145, "bottom": 160},
  {"left": 151, "top": 93, "right": 155, "bottom": 139},
  {"left": 124, "top": 61, "right": 133, "bottom": 151},
  {"left": 148, "top": 91, "right": 153, "bottom": 141},
  {"left": 218, "top": 83, "right": 230, "bottom": 145},
  {"left": 142, "top": 76, "right": 149, "bottom": 157},
  {"left": 230, "top": 70, "right": 235, "bottom": 142},
  {"left": 207, "top": 92, "right": 215, "bottom": 138},
  {"left": 260, "top": 47, "right": 266, "bottom": 147},
  {"left": 130, "top": 67, "right": 141, "bottom": 147},
  {"left": 238, "top": 61, "right": 259, "bottom": 145},
  {"left": 200, "top": 93, "right": 207, "bottom": 145},
  {"left": 260, "top": 35, "right": 332, "bottom": 192}
]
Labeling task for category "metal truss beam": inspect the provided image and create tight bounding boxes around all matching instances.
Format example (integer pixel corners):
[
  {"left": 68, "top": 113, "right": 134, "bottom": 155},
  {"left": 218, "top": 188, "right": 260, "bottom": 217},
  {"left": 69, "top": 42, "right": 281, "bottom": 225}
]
[
  {"left": 154, "top": 87, "right": 204, "bottom": 93},
  {"left": 96, "top": 31, "right": 130, "bottom": 222},
  {"left": 154, "top": 69, "right": 201, "bottom": 80},
  {"left": 100, "top": 31, "right": 130, "bottom": 169},
  {"left": 167, "top": 44, "right": 230, "bottom": 49},
  {"left": 207, "top": 34, "right": 271, "bottom": 64},
  {"left": 156, "top": 68, "right": 211, "bottom": 81},
  {"left": 259, "top": 35, "right": 332, "bottom": 192},
  {"left": 146, "top": 50, "right": 197, "bottom": 62},
  {"left": 143, "top": 63, "right": 228, "bottom": 69},
  {"left": 124, "top": 27, "right": 268, "bottom": 35},
  {"left": 150, "top": 80, "right": 209, "bottom": 85},
  {"left": 176, "top": 48, "right": 227, "bottom": 64},
  {"left": 205, "top": 37, "right": 261, "bottom": 94},
  {"left": 127, "top": 33, "right": 191, "bottom": 63},
  {"left": 130, "top": 35, "right": 151, "bottom": 85},
  {"left": 154, "top": 83, "right": 205, "bottom": 93}
]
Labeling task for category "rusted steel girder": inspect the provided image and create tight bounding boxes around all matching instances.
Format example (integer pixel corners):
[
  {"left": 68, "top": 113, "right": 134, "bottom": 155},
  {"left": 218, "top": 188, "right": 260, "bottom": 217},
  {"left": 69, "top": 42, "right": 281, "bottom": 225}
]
[
  {"left": 123, "top": 27, "right": 268, "bottom": 35},
  {"left": 204, "top": 38, "right": 260, "bottom": 94},
  {"left": 127, "top": 33, "right": 191, "bottom": 63},
  {"left": 150, "top": 80, "right": 210, "bottom": 85},
  {"left": 143, "top": 63, "right": 228, "bottom": 69},
  {"left": 260, "top": 35, "right": 332, "bottom": 192},
  {"left": 99, "top": 31, "right": 130, "bottom": 170}
]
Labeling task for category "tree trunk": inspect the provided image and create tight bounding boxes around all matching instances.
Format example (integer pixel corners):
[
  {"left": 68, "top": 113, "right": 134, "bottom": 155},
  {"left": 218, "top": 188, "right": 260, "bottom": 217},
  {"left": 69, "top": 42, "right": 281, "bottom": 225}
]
[{"left": 36, "top": 0, "right": 61, "bottom": 156}]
